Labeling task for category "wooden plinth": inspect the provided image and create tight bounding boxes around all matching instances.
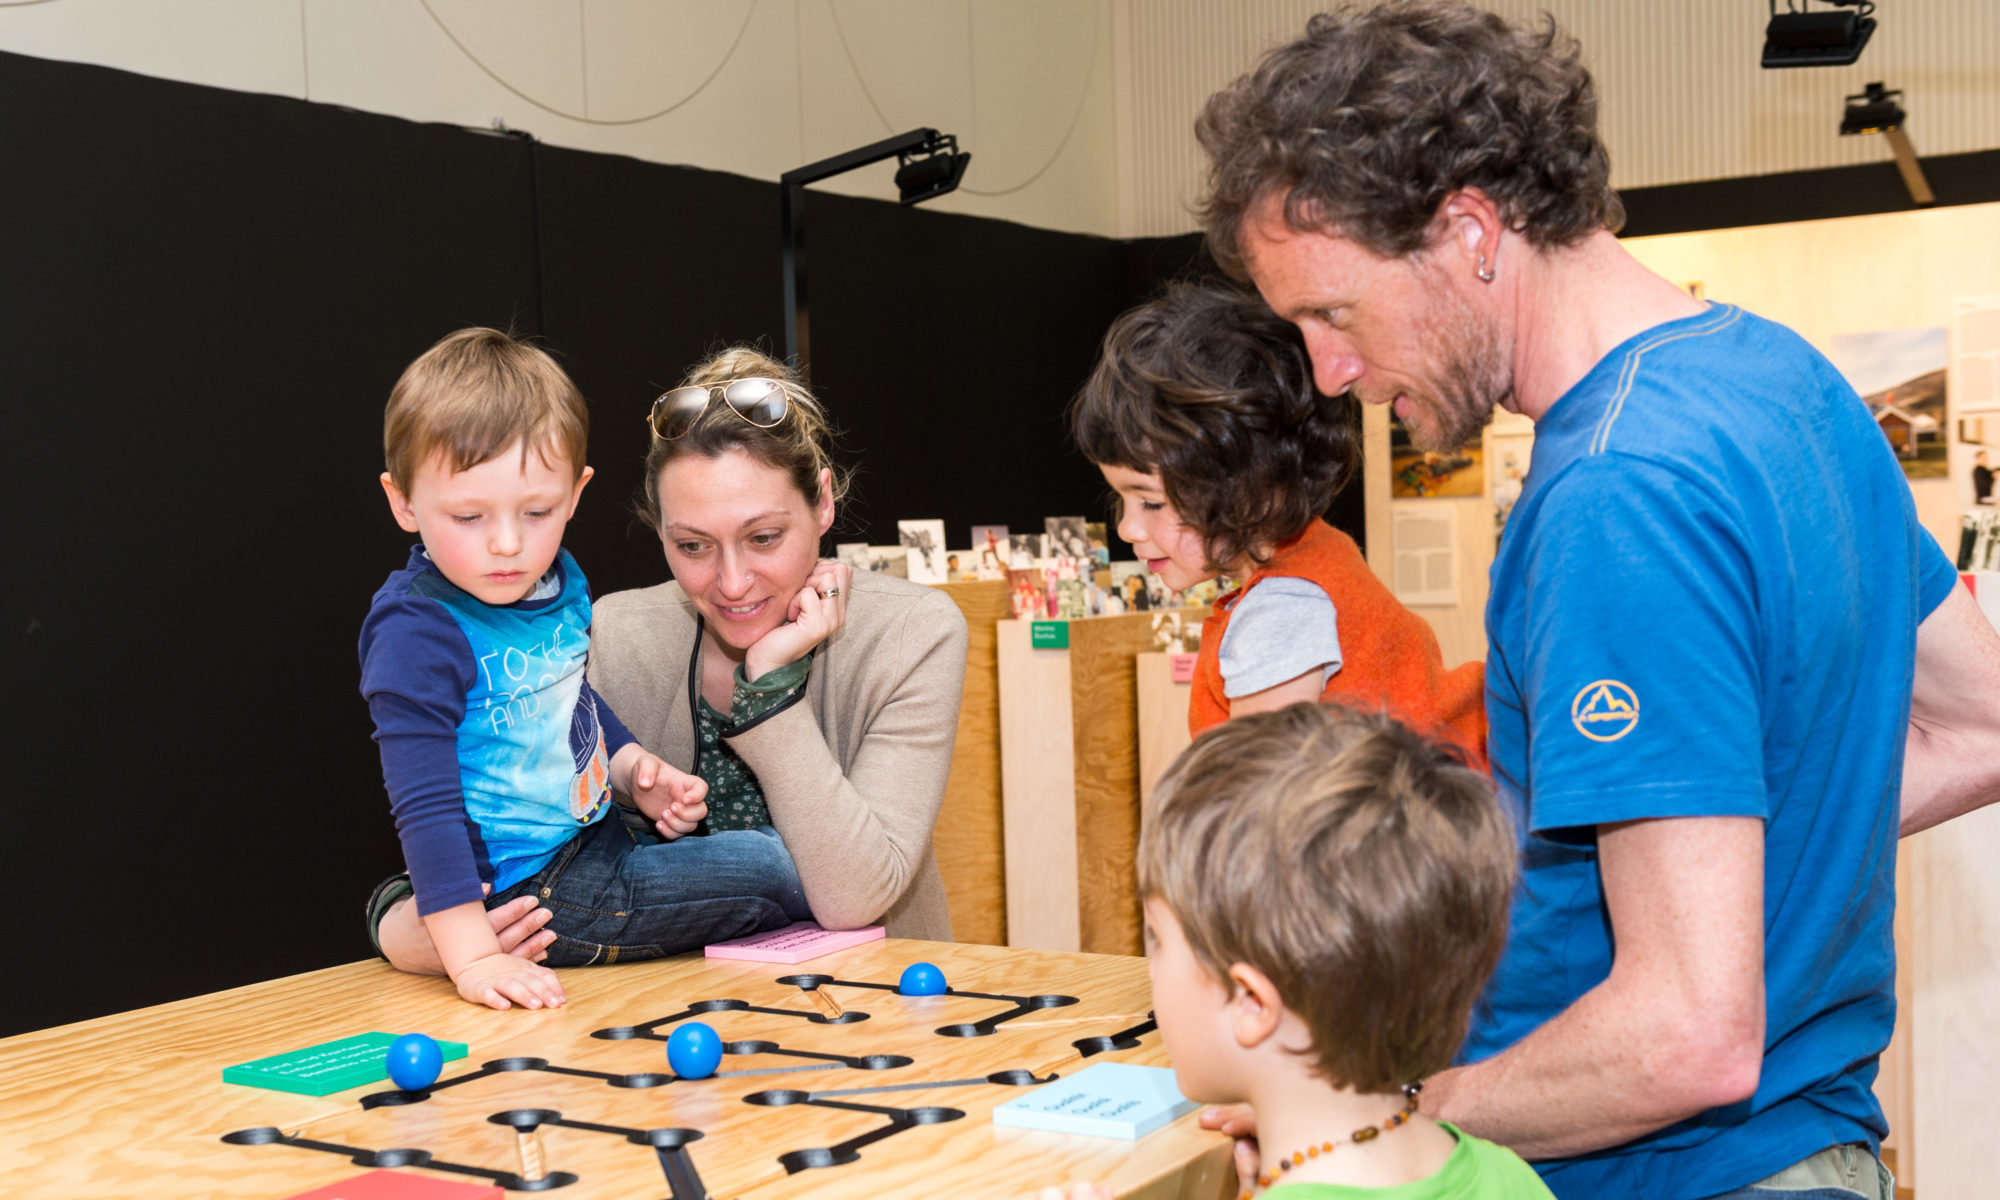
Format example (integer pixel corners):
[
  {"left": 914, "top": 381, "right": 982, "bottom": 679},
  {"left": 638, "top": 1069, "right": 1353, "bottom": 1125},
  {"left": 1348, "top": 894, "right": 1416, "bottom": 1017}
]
[
  {"left": 934, "top": 579, "right": 1012, "bottom": 946},
  {"left": 0, "top": 941, "right": 1229, "bottom": 1200},
  {"left": 999, "top": 613, "right": 1207, "bottom": 957}
]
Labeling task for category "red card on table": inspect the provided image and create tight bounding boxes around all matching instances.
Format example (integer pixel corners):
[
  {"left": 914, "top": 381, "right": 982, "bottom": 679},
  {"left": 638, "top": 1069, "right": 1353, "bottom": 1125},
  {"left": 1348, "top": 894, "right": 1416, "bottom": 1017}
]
[{"left": 281, "top": 1169, "right": 502, "bottom": 1200}]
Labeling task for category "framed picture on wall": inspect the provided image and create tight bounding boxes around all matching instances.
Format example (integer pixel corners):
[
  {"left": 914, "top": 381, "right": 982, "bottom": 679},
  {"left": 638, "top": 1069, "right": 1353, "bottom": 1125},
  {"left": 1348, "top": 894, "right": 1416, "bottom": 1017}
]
[
  {"left": 1389, "top": 414, "right": 1484, "bottom": 499},
  {"left": 1828, "top": 327, "right": 1949, "bottom": 480}
]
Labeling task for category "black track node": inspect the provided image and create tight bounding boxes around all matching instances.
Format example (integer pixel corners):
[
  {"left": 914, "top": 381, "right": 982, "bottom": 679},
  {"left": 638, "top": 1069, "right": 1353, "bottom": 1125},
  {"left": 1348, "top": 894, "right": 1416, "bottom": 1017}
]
[
  {"left": 221, "top": 1127, "right": 578, "bottom": 1191},
  {"left": 1072, "top": 1014, "right": 1159, "bottom": 1057}
]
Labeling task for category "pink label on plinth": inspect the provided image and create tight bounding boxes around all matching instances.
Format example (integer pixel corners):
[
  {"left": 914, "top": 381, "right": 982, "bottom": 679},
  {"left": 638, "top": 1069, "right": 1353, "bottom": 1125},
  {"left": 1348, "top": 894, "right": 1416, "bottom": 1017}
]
[
  {"left": 705, "top": 921, "right": 887, "bottom": 964},
  {"left": 1169, "top": 653, "right": 1198, "bottom": 684}
]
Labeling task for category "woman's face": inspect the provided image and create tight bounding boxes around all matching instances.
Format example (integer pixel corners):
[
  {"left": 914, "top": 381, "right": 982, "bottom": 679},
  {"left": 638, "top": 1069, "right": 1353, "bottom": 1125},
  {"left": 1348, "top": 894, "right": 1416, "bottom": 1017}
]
[{"left": 656, "top": 447, "right": 834, "bottom": 651}]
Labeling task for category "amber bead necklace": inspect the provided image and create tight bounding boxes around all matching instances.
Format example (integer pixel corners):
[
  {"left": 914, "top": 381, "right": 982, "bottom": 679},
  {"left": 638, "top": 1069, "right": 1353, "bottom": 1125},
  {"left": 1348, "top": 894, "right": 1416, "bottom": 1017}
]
[{"left": 1236, "top": 1083, "right": 1423, "bottom": 1200}]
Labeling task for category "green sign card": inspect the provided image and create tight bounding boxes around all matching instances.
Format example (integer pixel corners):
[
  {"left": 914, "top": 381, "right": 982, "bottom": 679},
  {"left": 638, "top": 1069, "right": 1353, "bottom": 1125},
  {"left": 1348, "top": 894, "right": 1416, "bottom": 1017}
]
[{"left": 222, "top": 1031, "right": 469, "bottom": 1096}]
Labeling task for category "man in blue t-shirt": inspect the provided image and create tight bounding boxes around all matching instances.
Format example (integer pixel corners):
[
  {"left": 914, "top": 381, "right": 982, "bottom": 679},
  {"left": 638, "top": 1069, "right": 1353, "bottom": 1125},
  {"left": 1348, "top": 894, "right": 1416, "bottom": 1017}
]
[{"left": 1188, "top": 4, "right": 2000, "bottom": 1197}]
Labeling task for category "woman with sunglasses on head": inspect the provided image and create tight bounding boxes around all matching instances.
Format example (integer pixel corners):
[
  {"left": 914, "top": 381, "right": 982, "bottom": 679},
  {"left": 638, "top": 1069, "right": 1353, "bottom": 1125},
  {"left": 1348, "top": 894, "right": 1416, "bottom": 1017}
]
[{"left": 374, "top": 347, "right": 968, "bottom": 974}]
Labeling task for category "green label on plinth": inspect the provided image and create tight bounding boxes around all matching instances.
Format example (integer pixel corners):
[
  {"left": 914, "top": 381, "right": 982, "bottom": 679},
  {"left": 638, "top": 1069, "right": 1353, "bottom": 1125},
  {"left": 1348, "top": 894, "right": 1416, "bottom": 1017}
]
[
  {"left": 223, "top": 1031, "right": 469, "bottom": 1096},
  {"left": 1030, "top": 620, "right": 1069, "bottom": 649}
]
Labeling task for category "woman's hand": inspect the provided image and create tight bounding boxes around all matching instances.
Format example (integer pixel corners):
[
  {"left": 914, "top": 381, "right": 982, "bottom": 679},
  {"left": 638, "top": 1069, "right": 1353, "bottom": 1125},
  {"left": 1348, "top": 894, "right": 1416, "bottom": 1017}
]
[{"left": 743, "top": 560, "right": 852, "bottom": 681}]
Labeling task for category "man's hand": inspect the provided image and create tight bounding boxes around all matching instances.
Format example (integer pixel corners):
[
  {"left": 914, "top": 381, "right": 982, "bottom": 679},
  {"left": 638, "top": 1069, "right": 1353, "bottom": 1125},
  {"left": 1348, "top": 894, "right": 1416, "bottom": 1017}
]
[{"left": 379, "top": 887, "right": 555, "bottom": 976}]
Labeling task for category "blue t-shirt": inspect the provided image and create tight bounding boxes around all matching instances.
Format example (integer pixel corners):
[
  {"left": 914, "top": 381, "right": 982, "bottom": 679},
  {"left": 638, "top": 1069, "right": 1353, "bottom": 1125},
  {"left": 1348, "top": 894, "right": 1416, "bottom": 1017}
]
[
  {"left": 359, "top": 545, "right": 635, "bottom": 914},
  {"left": 1468, "top": 305, "right": 1958, "bottom": 1198}
]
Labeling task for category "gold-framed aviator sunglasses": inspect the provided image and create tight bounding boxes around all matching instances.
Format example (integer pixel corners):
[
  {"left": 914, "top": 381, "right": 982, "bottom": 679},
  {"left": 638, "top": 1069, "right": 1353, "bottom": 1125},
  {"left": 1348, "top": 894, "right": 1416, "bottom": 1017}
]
[{"left": 648, "top": 377, "right": 791, "bottom": 440}]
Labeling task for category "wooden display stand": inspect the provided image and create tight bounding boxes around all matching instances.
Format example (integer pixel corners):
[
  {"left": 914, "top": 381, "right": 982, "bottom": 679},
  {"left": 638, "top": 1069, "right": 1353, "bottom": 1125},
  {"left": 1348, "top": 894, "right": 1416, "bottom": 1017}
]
[
  {"left": 996, "top": 612, "right": 1207, "bottom": 956},
  {"left": 1134, "top": 652, "right": 1198, "bottom": 806},
  {"left": 932, "top": 580, "right": 1010, "bottom": 947}
]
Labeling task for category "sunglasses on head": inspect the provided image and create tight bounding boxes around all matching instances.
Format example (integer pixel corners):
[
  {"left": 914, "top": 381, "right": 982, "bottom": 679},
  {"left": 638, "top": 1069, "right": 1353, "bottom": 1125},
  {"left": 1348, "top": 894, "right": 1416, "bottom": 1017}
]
[{"left": 648, "top": 377, "right": 791, "bottom": 440}]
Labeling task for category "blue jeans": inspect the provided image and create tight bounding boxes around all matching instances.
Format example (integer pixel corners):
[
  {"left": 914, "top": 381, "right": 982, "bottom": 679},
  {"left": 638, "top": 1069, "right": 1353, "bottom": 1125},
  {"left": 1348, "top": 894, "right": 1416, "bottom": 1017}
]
[{"left": 490, "top": 810, "right": 812, "bottom": 967}]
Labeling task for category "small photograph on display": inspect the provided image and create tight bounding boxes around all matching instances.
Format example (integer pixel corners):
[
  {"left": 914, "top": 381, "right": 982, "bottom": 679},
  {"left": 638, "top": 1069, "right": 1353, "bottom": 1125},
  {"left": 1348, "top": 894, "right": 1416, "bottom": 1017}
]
[
  {"left": 1054, "top": 577, "right": 1090, "bottom": 619},
  {"left": 1828, "top": 327, "right": 1948, "bottom": 480},
  {"left": 1489, "top": 431, "right": 1534, "bottom": 539},
  {"left": 835, "top": 542, "right": 872, "bottom": 571},
  {"left": 1151, "top": 611, "right": 1201, "bottom": 653},
  {"left": 971, "top": 525, "right": 1010, "bottom": 559},
  {"left": 1085, "top": 522, "right": 1111, "bottom": 570},
  {"left": 858, "top": 546, "right": 908, "bottom": 576},
  {"left": 1006, "top": 568, "right": 1047, "bottom": 619},
  {"left": 1110, "top": 562, "right": 1160, "bottom": 611},
  {"left": 1389, "top": 414, "right": 1484, "bottom": 499},
  {"left": 1111, "top": 561, "right": 1193, "bottom": 611},
  {"left": 1044, "top": 516, "right": 1091, "bottom": 561},
  {"left": 1007, "top": 533, "right": 1046, "bottom": 568},
  {"left": 898, "top": 519, "right": 949, "bottom": 584}
]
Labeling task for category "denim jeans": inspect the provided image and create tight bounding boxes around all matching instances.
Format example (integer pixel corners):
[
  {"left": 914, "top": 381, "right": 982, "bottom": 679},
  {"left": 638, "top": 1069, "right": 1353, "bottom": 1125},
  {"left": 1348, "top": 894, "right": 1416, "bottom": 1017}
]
[
  {"left": 489, "top": 810, "right": 813, "bottom": 967},
  {"left": 1700, "top": 1143, "right": 1895, "bottom": 1200}
]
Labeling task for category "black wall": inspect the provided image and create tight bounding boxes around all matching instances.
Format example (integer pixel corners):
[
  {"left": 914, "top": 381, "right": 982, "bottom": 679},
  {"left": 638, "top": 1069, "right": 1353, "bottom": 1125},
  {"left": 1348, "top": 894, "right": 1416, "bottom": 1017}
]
[{"left": 1, "top": 51, "right": 1229, "bottom": 1036}]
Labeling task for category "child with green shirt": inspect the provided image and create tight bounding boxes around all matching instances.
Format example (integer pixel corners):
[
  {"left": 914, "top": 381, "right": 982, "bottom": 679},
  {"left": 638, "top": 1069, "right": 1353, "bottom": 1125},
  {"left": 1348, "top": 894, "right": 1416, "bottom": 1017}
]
[{"left": 1041, "top": 703, "right": 1550, "bottom": 1200}]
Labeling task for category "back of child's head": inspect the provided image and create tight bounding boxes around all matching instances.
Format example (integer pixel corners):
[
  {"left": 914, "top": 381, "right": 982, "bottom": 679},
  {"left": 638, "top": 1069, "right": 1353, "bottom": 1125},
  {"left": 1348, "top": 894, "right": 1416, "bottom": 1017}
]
[
  {"left": 384, "top": 327, "right": 588, "bottom": 494},
  {"left": 1072, "top": 282, "right": 1360, "bottom": 571},
  {"left": 1136, "top": 702, "right": 1515, "bottom": 1094}
]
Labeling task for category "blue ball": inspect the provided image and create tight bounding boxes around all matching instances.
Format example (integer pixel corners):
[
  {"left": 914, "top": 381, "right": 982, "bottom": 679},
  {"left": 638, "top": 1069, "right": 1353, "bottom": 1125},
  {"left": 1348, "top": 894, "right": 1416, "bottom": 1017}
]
[
  {"left": 386, "top": 1033, "right": 443, "bottom": 1091},
  {"left": 667, "top": 1021, "right": 724, "bottom": 1080},
  {"left": 898, "top": 962, "right": 947, "bottom": 996}
]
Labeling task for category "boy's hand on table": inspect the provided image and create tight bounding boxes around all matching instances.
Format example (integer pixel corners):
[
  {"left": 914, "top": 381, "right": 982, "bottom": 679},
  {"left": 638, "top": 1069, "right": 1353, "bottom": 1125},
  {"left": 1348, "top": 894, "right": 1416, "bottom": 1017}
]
[{"left": 451, "top": 952, "right": 567, "bottom": 1011}]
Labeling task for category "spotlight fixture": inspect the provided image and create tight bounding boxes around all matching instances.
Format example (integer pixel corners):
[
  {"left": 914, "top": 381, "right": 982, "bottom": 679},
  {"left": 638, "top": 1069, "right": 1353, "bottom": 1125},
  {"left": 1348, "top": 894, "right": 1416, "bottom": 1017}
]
[
  {"left": 779, "top": 128, "right": 972, "bottom": 376},
  {"left": 1762, "top": 0, "right": 1875, "bottom": 69},
  {"left": 1840, "top": 83, "right": 1936, "bottom": 207},
  {"left": 893, "top": 133, "right": 971, "bottom": 206}
]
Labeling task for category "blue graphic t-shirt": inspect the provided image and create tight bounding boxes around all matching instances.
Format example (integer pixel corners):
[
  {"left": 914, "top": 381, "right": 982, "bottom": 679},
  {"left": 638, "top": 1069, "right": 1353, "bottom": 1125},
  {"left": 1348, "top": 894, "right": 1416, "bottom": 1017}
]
[
  {"left": 1470, "top": 305, "right": 1958, "bottom": 1198},
  {"left": 360, "top": 545, "right": 636, "bottom": 914}
]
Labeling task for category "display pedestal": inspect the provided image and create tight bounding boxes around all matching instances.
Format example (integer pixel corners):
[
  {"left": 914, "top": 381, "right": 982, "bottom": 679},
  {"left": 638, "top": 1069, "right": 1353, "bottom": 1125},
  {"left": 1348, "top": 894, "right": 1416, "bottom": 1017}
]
[
  {"left": 1134, "top": 652, "right": 1196, "bottom": 806},
  {"left": 996, "top": 612, "right": 1206, "bottom": 955}
]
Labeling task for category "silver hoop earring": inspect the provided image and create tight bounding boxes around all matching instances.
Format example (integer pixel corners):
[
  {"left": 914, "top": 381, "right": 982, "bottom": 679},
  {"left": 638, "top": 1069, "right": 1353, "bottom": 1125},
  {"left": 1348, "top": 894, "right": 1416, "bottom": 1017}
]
[{"left": 1476, "top": 254, "right": 1495, "bottom": 283}]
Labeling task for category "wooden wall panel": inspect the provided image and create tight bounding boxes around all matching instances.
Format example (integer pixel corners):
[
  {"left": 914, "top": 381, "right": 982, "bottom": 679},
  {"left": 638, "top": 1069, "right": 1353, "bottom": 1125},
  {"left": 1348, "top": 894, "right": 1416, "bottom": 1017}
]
[{"left": 933, "top": 580, "right": 1010, "bottom": 946}]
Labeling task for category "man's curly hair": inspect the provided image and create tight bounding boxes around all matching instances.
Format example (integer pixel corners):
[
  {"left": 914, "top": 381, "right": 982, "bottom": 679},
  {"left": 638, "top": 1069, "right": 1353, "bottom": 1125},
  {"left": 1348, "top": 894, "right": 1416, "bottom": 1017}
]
[
  {"left": 1072, "top": 283, "right": 1360, "bottom": 574},
  {"left": 1197, "top": 0, "right": 1622, "bottom": 275}
]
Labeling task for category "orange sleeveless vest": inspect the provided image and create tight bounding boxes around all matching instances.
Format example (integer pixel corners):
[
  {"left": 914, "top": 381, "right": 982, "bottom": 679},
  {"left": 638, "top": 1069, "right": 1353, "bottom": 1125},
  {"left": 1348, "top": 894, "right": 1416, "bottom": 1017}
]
[{"left": 1189, "top": 520, "right": 1487, "bottom": 771}]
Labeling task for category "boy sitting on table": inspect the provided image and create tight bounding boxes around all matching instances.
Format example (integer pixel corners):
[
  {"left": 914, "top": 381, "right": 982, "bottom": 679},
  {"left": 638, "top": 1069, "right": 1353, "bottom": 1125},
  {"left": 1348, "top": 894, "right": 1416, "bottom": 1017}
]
[
  {"left": 1046, "top": 703, "right": 1548, "bottom": 1200},
  {"left": 1071, "top": 283, "right": 1485, "bottom": 768},
  {"left": 360, "top": 328, "right": 805, "bottom": 1012}
]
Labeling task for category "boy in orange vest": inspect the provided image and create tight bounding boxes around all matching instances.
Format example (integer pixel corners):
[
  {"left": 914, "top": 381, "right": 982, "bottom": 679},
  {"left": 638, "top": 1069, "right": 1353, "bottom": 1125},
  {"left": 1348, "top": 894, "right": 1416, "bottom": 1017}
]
[{"left": 1072, "top": 283, "right": 1485, "bottom": 767}]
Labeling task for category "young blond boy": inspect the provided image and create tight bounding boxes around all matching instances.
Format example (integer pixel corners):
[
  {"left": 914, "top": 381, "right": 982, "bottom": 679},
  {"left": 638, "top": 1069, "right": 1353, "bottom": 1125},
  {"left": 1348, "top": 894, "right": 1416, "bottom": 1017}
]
[
  {"left": 361, "top": 328, "right": 810, "bottom": 1011},
  {"left": 1048, "top": 703, "right": 1548, "bottom": 1199}
]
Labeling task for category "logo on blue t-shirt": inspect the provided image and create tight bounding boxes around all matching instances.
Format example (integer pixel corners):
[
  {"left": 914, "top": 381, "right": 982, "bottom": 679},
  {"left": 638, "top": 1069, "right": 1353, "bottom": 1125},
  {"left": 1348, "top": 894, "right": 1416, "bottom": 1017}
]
[{"left": 1569, "top": 679, "right": 1640, "bottom": 741}]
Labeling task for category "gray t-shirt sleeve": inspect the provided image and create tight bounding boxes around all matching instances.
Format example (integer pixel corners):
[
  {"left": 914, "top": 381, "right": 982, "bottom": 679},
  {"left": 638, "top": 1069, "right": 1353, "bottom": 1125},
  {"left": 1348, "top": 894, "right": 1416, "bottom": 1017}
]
[{"left": 1217, "top": 576, "right": 1343, "bottom": 699}]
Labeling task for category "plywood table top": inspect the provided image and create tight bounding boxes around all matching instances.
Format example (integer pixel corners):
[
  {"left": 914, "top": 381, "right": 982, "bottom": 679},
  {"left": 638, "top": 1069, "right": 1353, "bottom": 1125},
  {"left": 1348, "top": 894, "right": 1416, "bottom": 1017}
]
[{"left": 0, "top": 939, "right": 1233, "bottom": 1200}]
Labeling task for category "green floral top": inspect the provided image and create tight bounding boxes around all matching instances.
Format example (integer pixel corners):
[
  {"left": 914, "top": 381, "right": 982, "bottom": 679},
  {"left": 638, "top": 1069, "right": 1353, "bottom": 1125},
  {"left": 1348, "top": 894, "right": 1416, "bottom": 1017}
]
[{"left": 693, "top": 653, "right": 812, "bottom": 832}]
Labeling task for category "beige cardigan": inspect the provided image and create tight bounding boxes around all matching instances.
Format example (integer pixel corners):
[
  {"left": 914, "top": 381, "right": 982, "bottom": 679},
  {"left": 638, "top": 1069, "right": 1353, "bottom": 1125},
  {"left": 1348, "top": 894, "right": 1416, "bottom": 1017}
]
[{"left": 588, "top": 570, "right": 967, "bottom": 941}]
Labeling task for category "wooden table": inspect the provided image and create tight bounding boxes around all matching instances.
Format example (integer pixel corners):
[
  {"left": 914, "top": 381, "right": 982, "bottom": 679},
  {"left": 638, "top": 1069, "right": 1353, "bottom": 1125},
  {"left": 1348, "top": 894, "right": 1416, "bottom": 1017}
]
[{"left": 0, "top": 939, "right": 1233, "bottom": 1199}]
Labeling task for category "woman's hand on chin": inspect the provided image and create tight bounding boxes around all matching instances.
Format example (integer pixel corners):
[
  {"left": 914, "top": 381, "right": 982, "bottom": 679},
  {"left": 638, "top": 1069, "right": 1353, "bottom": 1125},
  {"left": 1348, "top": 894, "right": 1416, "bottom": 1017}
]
[{"left": 743, "top": 560, "right": 852, "bottom": 681}]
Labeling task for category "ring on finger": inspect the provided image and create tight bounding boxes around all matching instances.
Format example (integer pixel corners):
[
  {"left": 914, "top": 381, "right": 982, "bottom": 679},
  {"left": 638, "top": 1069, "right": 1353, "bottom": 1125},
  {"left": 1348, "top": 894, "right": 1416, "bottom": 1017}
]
[{"left": 822, "top": 587, "right": 841, "bottom": 598}]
